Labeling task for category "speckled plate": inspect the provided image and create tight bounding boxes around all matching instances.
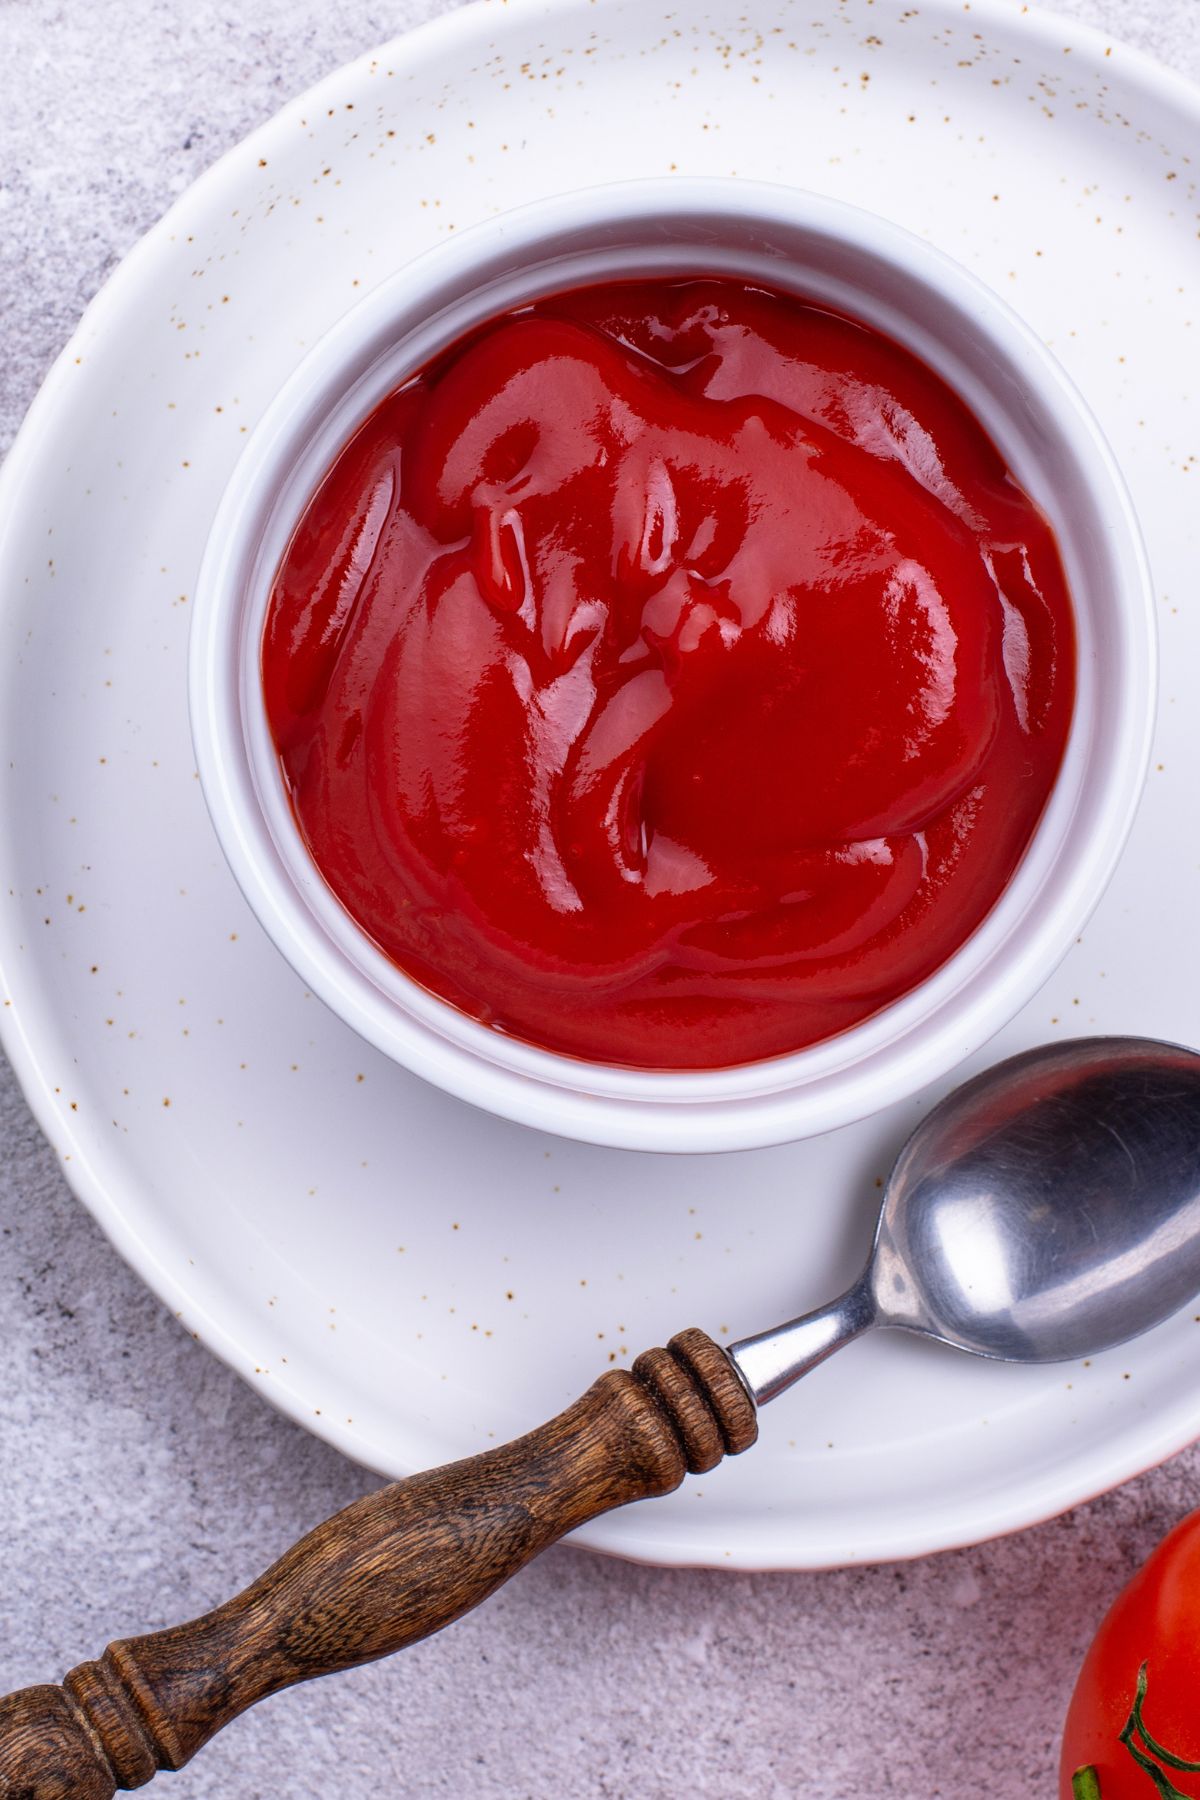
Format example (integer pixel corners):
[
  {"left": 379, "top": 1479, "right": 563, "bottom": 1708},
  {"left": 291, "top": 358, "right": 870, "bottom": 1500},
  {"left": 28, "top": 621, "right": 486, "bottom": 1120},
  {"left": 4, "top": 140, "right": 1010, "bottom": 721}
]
[{"left": 1, "top": 0, "right": 1199, "bottom": 1570}]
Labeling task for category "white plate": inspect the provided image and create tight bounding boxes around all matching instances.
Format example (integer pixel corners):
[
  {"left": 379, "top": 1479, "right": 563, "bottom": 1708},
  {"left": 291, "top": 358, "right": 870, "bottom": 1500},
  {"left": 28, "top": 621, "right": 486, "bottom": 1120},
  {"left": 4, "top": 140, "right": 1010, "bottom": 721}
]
[{"left": 1, "top": 0, "right": 1198, "bottom": 1571}]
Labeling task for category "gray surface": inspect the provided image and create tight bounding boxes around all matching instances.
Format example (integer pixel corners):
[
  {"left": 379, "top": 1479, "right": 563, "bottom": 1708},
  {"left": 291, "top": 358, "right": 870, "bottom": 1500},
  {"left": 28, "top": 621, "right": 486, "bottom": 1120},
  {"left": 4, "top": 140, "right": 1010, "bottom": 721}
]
[{"left": 2, "top": 1, "right": 1199, "bottom": 1794}]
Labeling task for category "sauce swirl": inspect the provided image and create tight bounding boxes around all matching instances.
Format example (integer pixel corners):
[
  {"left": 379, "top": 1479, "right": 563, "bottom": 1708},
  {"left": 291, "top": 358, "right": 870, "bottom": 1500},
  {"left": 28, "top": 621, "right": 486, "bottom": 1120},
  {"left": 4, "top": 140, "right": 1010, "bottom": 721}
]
[{"left": 263, "top": 279, "right": 1074, "bottom": 1069}]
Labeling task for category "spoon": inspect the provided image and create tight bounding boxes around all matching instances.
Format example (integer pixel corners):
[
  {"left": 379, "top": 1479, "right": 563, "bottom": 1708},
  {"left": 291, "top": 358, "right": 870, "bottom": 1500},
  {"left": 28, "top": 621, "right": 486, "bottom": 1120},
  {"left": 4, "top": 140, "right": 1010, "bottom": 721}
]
[{"left": 3, "top": 1035, "right": 1199, "bottom": 1799}]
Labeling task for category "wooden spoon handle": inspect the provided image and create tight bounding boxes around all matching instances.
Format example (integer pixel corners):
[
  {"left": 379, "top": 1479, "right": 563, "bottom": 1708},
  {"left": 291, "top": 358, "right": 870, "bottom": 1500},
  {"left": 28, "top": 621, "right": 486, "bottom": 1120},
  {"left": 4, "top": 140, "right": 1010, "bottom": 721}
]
[{"left": 0, "top": 1328, "right": 755, "bottom": 1797}]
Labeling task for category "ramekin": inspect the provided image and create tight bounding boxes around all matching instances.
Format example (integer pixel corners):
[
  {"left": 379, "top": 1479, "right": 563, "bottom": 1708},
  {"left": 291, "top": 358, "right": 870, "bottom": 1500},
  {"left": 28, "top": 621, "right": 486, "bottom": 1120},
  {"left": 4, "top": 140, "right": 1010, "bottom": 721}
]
[{"left": 189, "top": 178, "right": 1156, "bottom": 1153}]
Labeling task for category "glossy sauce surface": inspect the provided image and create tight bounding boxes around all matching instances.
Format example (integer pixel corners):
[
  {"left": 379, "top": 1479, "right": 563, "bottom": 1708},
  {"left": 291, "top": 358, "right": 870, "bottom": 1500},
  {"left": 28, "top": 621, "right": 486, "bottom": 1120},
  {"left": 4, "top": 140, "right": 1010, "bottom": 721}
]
[{"left": 262, "top": 279, "right": 1075, "bottom": 1069}]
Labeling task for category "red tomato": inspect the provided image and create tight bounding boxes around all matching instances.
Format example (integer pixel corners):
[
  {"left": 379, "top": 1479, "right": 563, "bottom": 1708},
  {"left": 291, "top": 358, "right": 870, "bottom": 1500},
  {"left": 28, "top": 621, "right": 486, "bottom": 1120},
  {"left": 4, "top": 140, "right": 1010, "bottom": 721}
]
[{"left": 1061, "top": 1511, "right": 1200, "bottom": 1797}]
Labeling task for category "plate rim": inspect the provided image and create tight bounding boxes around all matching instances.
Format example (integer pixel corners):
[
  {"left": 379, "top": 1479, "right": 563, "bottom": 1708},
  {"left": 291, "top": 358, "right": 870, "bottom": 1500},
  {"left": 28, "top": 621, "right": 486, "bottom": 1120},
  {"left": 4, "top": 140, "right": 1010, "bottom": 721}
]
[{"left": 2, "top": 0, "right": 1199, "bottom": 1570}]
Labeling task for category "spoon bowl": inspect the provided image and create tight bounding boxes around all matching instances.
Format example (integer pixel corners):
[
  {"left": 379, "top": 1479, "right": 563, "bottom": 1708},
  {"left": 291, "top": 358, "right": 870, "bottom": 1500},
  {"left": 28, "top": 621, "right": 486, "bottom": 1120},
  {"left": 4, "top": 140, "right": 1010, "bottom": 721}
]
[{"left": 731, "top": 1037, "right": 1200, "bottom": 1401}]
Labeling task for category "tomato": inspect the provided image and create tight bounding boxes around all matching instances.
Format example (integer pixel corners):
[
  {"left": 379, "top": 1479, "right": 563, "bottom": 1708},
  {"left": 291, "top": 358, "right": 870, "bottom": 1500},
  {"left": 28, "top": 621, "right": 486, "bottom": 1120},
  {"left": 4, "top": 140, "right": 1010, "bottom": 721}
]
[{"left": 1061, "top": 1510, "right": 1200, "bottom": 1797}]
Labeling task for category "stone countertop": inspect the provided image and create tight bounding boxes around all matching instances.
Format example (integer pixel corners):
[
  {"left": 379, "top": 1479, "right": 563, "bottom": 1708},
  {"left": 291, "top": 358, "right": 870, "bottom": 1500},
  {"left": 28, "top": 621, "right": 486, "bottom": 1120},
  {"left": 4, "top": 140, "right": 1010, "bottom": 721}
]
[{"left": 2, "top": 3, "right": 1199, "bottom": 1794}]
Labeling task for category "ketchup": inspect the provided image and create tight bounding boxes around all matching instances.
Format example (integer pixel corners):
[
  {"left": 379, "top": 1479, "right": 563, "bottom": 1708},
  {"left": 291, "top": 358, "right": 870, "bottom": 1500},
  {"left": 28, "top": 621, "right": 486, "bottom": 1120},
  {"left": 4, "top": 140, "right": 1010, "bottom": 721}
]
[{"left": 262, "top": 279, "right": 1074, "bottom": 1070}]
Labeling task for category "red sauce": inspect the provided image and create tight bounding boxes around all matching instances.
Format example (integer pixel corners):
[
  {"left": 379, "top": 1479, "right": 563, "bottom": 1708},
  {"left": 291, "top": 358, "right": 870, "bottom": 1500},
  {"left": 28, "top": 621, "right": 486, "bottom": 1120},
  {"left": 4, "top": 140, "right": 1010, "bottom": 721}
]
[{"left": 263, "top": 278, "right": 1075, "bottom": 1070}]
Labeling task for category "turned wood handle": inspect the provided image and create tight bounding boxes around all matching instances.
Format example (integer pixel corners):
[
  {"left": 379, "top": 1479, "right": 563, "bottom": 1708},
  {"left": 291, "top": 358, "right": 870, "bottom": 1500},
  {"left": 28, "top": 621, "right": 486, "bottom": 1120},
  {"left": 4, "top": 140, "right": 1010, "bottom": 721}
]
[{"left": 0, "top": 1329, "right": 755, "bottom": 1797}]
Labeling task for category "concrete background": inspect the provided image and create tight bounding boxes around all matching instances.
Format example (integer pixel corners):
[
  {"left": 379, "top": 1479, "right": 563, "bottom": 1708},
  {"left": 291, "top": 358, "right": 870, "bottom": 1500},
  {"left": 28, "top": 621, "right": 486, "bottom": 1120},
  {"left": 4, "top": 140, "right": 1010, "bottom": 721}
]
[{"left": 2, "top": 2, "right": 1199, "bottom": 1794}]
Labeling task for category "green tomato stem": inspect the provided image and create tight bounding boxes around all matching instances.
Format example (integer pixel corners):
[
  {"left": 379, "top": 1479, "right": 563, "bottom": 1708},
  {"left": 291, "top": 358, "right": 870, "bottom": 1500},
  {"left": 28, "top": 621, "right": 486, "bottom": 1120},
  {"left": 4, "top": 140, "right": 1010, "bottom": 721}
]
[{"left": 1130, "top": 1664, "right": 1200, "bottom": 1773}]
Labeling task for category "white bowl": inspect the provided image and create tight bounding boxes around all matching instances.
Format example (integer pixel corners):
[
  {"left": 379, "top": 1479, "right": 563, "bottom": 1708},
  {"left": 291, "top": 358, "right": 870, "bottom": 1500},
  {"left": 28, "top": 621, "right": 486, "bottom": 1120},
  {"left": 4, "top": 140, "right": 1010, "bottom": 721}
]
[{"left": 189, "top": 178, "right": 1156, "bottom": 1154}]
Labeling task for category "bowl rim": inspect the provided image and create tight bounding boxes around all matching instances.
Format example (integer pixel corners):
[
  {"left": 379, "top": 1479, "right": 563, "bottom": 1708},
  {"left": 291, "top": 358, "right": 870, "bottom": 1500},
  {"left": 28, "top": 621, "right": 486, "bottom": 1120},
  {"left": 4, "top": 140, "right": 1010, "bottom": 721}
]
[{"left": 189, "top": 175, "right": 1157, "bottom": 1152}]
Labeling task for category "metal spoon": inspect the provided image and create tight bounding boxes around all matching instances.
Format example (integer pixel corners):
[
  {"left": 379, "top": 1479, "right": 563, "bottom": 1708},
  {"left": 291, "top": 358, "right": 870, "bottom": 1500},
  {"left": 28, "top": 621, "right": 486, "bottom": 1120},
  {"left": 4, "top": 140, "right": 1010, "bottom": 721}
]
[
  {"left": 732, "top": 1034, "right": 1200, "bottom": 1403},
  {"left": 4, "top": 1034, "right": 1199, "bottom": 1800}
]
